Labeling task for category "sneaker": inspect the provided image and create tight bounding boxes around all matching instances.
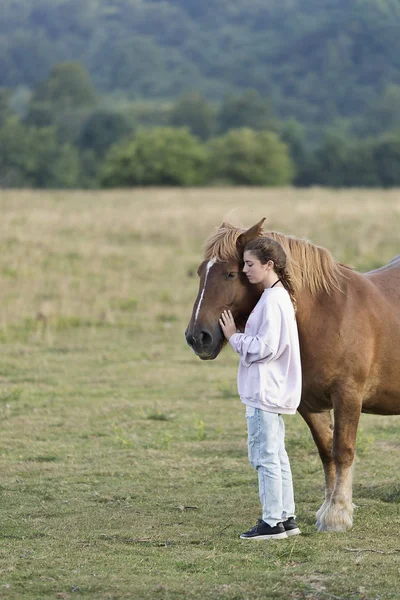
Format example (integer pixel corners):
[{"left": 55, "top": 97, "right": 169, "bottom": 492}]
[
  {"left": 240, "top": 519, "right": 287, "bottom": 540},
  {"left": 282, "top": 517, "right": 301, "bottom": 536}
]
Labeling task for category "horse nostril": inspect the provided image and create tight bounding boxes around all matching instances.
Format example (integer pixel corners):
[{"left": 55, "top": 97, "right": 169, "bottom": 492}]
[
  {"left": 200, "top": 329, "right": 213, "bottom": 347},
  {"left": 185, "top": 331, "right": 195, "bottom": 346}
]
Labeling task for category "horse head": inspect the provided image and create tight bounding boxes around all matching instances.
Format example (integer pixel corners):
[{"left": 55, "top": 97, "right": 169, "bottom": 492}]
[{"left": 185, "top": 218, "right": 265, "bottom": 360}]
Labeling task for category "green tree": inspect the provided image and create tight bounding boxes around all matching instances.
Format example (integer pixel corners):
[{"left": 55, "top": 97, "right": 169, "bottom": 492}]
[
  {"left": 93, "top": 36, "right": 166, "bottom": 96},
  {"left": 32, "top": 62, "right": 97, "bottom": 110},
  {"left": 0, "top": 117, "right": 80, "bottom": 188},
  {"left": 280, "top": 119, "right": 314, "bottom": 186},
  {"left": 79, "top": 110, "right": 133, "bottom": 157},
  {"left": 312, "top": 132, "right": 351, "bottom": 187},
  {"left": 0, "top": 88, "right": 11, "bottom": 127},
  {"left": 312, "top": 133, "right": 381, "bottom": 188},
  {"left": 344, "top": 140, "right": 379, "bottom": 187},
  {"left": 78, "top": 149, "right": 101, "bottom": 189},
  {"left": 208, "top": 128, "right": 293, "bottom": 186},
  {"left": 101, "top": 127, "right": 208, "bottom": 187},
  {"left": 24, "top": 101, "right": 54, "bottom": 127},
  {"left": 372, "top": 134, "right": 400, "bottom": 187},
  {"left": 126, "top": 101, "right": 171, "bottom": 129},
  {"left": 217, "top": 91, "right": 275, "bottom": 134},
  {"left": 25, "top": 62, "right": 97, "bottom": 143},
  {"left": 9, "top": 86, "right": 32, "bottom": 119},
  {"left": 169, "top": 93, "right": 215, "bottom": 140},
  {"left": 358, "top": 85, "right": 400, "bottom": 137}
]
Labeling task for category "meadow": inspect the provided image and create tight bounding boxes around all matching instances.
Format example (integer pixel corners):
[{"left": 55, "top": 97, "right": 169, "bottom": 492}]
[{"left": 0, "top": 187, "right": 399, "bottom": 600}]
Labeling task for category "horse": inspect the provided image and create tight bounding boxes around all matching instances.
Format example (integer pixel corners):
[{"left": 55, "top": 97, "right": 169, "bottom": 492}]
[{"left": 185, "top": 219, "right": 400, "bottom": 532}]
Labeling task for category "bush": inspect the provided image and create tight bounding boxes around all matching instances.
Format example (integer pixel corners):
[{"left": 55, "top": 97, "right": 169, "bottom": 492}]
[
  {"left": 207, "top": 128, "right": 294, "bottom": 185},
  {"left": 101, "top": 127, "right": 208, "bottom": 187}
]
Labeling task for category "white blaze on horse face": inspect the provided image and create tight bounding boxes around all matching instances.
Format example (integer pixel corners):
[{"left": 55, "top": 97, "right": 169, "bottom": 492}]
[{"left": 194, "top": 257, "right": 217, "bottom": 326}]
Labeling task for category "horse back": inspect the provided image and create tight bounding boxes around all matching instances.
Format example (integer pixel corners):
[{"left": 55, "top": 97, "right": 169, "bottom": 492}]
[{"left": 364, "top": 254, "right": 400, "bottom": 301}]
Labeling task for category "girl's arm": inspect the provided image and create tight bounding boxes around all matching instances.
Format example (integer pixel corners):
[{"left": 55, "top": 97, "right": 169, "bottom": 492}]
[{"left": 229, "top": 302, "right": 283, "bottom": 367}]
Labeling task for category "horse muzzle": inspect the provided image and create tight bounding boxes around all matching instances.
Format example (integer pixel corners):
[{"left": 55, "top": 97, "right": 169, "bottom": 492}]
[{"left": 185, "top": 327, "right": 224, "bottom": 360}]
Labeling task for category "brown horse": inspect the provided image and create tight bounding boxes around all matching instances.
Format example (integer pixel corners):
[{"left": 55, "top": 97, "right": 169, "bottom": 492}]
[{"left": 185, "top": 219, "right": 400, "bottom": 532}]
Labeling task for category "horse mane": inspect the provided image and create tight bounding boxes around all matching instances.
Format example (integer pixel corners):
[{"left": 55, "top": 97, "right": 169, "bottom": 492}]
[{"left": 203, "top": 223, "right": 346, "bottom": 296}]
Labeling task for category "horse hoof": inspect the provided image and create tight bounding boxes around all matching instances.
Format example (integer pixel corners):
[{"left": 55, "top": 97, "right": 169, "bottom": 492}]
[
  {"left": 317, "top": 503, "right": 353, "bottom": 532},
  {"left": 317, "top": 520, "right": 352, "bottom": 533},
  {"left": 315, "top": 499, "right": 330, "bottom": 528}
]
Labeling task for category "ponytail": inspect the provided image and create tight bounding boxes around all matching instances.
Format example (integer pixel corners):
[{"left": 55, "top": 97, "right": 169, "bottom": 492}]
[{"left": 278, "top": 268, "right": 297, "bottom": 314}]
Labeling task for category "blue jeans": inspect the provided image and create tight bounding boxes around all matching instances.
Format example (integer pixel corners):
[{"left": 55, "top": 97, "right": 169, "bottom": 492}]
[{"left": 246, "top": 406, "right": 296, "bottom": 527}]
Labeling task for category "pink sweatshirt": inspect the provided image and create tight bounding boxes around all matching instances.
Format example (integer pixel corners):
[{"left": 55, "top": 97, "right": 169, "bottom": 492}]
[{"left": 229, "top": 287, "right": 302, "bottom": 414}]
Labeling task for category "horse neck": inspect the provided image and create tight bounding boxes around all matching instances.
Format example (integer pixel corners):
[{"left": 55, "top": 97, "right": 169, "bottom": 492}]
[
  {"left": 294, "top": 268, "right": 348, "bottom": 332},
  {"left": 295, "top": 287, "right": 318, "bottom": 326}
]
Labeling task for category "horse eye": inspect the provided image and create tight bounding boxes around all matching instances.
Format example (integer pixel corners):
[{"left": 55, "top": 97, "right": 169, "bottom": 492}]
[{"left": 226, "top": 272, "right": 237, "bottom": 280}]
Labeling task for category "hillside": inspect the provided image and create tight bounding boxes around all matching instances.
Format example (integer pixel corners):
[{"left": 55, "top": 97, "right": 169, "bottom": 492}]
[{"left": 1, "top": 0, "right": 400, "bottom": 126}]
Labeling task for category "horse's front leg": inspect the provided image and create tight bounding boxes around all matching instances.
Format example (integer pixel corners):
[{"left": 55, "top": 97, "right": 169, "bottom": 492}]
[
  {"left": 318, "top": 392, "right": 361, "bottom": 532},
  {"left": 298, "top": 407, "right": 335, "bottom": 527}
]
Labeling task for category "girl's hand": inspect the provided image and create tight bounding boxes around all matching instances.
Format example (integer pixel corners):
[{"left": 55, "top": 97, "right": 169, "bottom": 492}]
[{"left": 219, "top": 310, "right": 237, "bottom": 340}]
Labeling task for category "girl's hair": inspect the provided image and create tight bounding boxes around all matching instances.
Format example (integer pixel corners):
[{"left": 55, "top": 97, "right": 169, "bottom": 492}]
[{"left": 244, "top": 237, "right": 297, "bottom": 312}]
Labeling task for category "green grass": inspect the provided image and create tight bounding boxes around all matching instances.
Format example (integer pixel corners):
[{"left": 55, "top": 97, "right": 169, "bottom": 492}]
[{"left": 0, "top": 188, "right": 399, "bottom": 599}]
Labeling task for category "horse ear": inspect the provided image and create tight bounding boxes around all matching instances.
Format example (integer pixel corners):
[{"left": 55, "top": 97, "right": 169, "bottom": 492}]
[{"left": 237, "top": 218, "right": 266, "bottom": 249}]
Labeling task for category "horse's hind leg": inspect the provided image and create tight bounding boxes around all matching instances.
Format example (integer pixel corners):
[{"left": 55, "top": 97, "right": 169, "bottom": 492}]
[
  {"left": 318, "top": 392, "right": 361, "bottom": 532},
  {"left": 298, "top": 408, "right": 335, "bottom": 528}
]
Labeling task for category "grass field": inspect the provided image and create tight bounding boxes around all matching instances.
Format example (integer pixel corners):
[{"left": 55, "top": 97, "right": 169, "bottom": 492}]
[{"left": 0, "top": 188, "right": 399, "bottom": 600}]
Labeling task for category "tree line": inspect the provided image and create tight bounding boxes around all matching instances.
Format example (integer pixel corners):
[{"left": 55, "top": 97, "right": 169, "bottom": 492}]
[
  {"left": 2, "top": 0, "right": 400, "bottom": 137},
  {"left": 1, "top": 62, "right": 400, "bottom": 188}
]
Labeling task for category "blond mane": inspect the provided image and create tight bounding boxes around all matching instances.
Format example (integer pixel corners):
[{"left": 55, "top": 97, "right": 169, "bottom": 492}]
[{"left": 203, "top": 223, "right": 345, "bottom": 296}]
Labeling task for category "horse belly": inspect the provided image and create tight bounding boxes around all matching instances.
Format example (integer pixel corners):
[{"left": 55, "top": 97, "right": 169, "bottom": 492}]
[
  {"left": 360, "top": 304, "right": 400, "bottom": 415},
  {"left": 362, "top": 392, "right": 400, "bottom": 415},
  {"left": 362, "top": 362, "right": 400, "bottom": 415}
]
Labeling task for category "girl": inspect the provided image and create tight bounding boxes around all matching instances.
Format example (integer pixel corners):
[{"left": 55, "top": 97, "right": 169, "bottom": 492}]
[{"left": 219, "top": 237, "right": 302, "bottom": 540}]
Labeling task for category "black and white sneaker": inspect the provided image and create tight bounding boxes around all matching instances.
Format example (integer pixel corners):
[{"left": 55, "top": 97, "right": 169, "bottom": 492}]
[
  {"left": 282, "top": 517, "right": 301, "bottom": 536},
  {"left": 240, "top": 519, "right": 288, "bottom": 540}
]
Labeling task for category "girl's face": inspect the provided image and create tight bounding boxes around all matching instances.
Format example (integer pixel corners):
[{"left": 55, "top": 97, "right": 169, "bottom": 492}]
[{"left": 243, "top": 251, "right": 274, "bottom": 286}]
